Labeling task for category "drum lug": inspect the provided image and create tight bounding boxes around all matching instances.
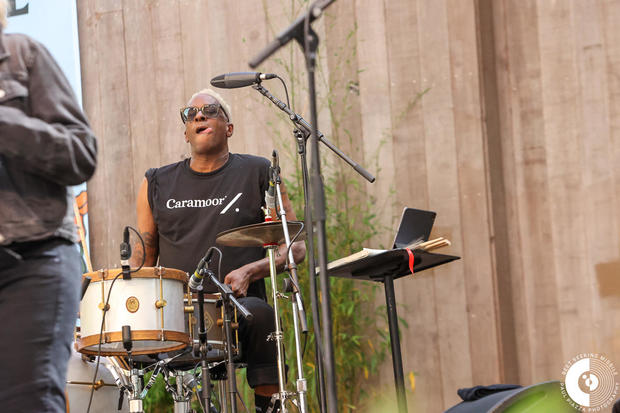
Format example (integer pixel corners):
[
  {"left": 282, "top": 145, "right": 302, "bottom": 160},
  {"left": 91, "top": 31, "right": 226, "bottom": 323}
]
[
  {"left": 184, "top": 305, "right": 194, "bottom": 313},
  {"left": 155, "top": 299, "right": 167, "bottom": 309},
  {"left": 98, "top": 302, "right": 110, "bottom": 311}
]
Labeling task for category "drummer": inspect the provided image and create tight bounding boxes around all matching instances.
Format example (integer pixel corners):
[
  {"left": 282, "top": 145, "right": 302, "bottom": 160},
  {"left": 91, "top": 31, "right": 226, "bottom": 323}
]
[{"left": 132, "top": 88, "right": 305, "bottom": 413}]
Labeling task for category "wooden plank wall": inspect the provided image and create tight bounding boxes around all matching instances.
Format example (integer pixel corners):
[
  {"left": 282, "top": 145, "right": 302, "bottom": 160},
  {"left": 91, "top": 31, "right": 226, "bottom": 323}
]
[{"left": 77, "top": 0, "right": 620, "bottom": 411}]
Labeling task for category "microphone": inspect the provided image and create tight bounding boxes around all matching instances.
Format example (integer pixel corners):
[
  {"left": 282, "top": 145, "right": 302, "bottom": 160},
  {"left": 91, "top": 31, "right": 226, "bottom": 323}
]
[
  {"left": 265, "top": 150, "right": 278, "bottom": 216},
  {"left": 120, "top": 227, "right": 131, "bottom": 280},
  {"left": 210, "top": 72, "right": 277, "bottom": 89},
  {"left": 188, "top": 248, "right": 214, "bottom": 291}
]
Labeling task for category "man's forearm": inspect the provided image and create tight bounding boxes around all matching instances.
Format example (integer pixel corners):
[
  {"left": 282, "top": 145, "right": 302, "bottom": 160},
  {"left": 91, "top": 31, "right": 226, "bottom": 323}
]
[{"left": 244, "top": 240, "right": 306, "bottom": 282}]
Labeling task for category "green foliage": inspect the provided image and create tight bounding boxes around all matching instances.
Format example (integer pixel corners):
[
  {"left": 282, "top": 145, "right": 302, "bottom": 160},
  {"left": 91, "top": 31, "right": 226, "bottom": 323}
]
[{"left": 143, "top": 372, "right": 173, "bottom": 413}]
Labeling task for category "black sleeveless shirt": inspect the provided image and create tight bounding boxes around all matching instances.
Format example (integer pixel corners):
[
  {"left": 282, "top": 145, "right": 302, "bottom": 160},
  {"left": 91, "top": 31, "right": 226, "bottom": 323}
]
[{"left": 146, "top": 153, "right": 270, "bottom": 299}]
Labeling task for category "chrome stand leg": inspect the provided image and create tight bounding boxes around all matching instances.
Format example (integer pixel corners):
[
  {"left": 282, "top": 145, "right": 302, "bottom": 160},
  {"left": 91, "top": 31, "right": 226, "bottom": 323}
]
[{"left": 267, "top": 247, "right": 289, "bottom": 413}]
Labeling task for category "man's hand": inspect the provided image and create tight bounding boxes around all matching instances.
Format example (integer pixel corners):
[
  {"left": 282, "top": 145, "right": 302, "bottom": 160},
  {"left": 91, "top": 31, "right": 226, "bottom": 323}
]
[{"left": 224, "top": 267, "right": 253, "bottom": 297}]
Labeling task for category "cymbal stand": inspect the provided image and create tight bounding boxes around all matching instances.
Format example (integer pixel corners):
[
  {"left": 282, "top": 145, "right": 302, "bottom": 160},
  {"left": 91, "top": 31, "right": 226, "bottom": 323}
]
[
  {"left": 269, "top": 150, "right": 309, "bottom": 413},
  {"left": 263, "top": 239, "right": 291, "bottom": 412}
]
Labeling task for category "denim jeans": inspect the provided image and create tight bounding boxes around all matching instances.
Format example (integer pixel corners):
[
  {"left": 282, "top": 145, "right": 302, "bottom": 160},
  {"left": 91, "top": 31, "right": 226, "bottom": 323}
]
[{"left": 0, "top": 238, "right": 80, "bottom": 412}]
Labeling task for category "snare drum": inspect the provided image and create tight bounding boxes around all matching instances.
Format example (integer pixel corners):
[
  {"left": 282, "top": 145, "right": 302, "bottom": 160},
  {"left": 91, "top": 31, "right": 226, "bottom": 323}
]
[{"left": 76, "top": 267, "right": 190, "bottom": 356}]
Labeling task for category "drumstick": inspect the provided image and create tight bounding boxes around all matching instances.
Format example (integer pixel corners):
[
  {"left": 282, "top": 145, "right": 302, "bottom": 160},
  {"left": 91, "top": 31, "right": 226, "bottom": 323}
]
[
  {"left": 417, "top": 237, "right": 451, "bottom": 252},
  {"left": 73, "top": 197, "right": 93, "bottom": 273}
]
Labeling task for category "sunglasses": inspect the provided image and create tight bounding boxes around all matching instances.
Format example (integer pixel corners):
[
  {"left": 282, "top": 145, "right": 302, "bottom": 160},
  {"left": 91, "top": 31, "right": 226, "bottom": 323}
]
[{"left": 179, "top": 104, "right": 227, "bottom": 123}]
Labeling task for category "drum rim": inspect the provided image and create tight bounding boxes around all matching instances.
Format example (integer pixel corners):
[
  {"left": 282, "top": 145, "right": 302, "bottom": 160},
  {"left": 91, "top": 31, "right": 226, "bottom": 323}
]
[
  {"left": 83, "top": 267, "right": 187, "bottom": 283},
  {"left": 76, "top": 330, "right": 190, "bottom": 356}
]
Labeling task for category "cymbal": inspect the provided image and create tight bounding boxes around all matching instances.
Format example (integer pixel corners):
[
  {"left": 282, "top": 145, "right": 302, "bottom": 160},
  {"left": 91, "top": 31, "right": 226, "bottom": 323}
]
[{"left": 216, "top": 221, "right": 306, "bottom": 247}]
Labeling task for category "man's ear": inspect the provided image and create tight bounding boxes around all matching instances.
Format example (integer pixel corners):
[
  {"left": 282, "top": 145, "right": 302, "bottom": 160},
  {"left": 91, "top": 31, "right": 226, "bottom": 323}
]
[
  {"left": 184, "top": 129, "right": 188, "bottom": 143},
  {"left": 226, "top": 123, "right": 234, "bottom": 138}
]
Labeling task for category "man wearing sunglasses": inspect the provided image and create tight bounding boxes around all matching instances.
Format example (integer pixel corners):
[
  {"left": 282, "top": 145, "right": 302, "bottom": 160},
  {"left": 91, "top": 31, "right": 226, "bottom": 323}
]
[{"left": 133, "top": 88, "right": 305, "bottom": 412}]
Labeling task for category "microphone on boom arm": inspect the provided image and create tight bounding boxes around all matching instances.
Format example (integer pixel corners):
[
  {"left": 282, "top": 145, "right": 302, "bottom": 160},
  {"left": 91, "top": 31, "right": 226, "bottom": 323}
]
[
  {"left": 188, "top": 249, "right": 215, "bottom": 291},
  {"left": 210, "top": 72, "right": 277, "bottom": 89}
]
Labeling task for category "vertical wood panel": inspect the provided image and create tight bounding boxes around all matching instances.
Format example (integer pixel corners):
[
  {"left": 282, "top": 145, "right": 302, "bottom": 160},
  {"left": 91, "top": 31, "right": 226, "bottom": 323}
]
[
  {"left": 504, "top": 0, "right": 565, "bottom": 382},
  {"left": 151, "top": 1, "right": 187, "bottom": 166},
  {"left": 599, "top": 0, "right": 620, "bottom": 360},
  {"left": 537, "top": 0, "right": 592, "bottom": 363},
  {"left": 323, "top": 1, "right": 366, "bottom": 216},
  {"left": 81, "top": 1, "right": 133, "bottom": 270},
  {"left": 477, "top": 0, "right": 521, "bottom": 384},
  {"left": 354, "top": 2, "right": 400, "bottom": 402},
  {"left": 354, "top": 0, "right": 395, "bottom": 239},
  {"left": 489, "top": 0, "right": 534, "bottom": 384},
  {"left": 383, "top": 0, "right": 445, "bottom": 409},
  {"left": 78, "top": 0, "right": 108, "bottom": 269},
  {"left": 446, "top": 0, "right": 501, "bottom": 386},
  {"left": 417, "top": 0, "right": 472, "bottom": 407},
  {"left": 123, "top": 0, "right": 162, "bottom": 191}
]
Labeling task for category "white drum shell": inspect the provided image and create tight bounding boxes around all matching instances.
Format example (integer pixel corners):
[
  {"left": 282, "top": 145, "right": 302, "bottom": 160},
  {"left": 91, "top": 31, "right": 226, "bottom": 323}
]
[
  {"left": 66, "top": 350, "right": 129, "bottom": 413},
  {"left": 79, "top": 274, "right": 187, "bottom": 354}
]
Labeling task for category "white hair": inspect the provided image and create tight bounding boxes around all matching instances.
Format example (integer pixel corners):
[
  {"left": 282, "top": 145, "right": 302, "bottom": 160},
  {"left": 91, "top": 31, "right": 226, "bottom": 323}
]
[
  {"left": 188, "top": 88, "right": 232, "bottom": 122},
  {"left": 0, "top": 0, "right": 8, "bottom": 30}
]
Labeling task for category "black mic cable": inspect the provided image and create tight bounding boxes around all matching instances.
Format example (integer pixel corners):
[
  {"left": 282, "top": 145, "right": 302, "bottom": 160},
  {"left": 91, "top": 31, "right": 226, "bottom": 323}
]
[{"left": 86, "top": 226, "right": 144, "bottom": 413}]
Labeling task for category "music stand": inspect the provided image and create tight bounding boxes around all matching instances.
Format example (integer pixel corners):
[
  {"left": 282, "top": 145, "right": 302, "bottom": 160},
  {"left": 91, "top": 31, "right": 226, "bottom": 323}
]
[{"left": 325, "top": 209, "right": 459, "bottom": 413}]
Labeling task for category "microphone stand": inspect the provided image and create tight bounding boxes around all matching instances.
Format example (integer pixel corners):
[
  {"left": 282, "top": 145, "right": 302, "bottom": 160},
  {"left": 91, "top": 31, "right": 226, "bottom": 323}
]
[
  {"left": 199, "top": 269, "right": 253, "bottom": 413},
  {"left": 250, "top": 80, "right": 374, "bottom": 413},
  {"left": 196, "top": 288, "right": 212, "bottom": 413}
]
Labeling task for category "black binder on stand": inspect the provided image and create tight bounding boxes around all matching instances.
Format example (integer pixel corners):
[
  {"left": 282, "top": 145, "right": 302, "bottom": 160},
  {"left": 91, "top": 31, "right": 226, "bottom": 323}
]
[{"left": 324, "top": 208, "right": 460, "bottom": 413}]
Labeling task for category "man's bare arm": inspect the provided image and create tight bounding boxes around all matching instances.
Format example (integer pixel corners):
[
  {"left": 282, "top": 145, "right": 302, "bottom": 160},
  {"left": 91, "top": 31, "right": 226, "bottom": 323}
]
[{"left": 130, "top": 177, "right": 159, "bottom": 267}]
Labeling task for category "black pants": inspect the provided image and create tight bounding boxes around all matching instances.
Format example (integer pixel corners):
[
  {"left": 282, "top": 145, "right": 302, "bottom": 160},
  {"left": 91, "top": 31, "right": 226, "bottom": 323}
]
[
  {"left": 237, "top": 296, "right": 284, "bottom": 389},
  {"left": 0, "top": 238, "right": 80, "bottom": 413}
]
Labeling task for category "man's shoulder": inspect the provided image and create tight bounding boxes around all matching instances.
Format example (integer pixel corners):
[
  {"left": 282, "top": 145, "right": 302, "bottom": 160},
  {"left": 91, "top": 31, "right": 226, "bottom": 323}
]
[
  {"left": 3, "top": 32, "right": 36, "bottom": 47},
  {"left": 146, "top": 159, "right": 186, "bottom": 179},
  {"left": 2, "top": 32, "right": 40, "bottom": 63},
  {"left": 231, "top": 153, "right": 269, "bottom": 168}
]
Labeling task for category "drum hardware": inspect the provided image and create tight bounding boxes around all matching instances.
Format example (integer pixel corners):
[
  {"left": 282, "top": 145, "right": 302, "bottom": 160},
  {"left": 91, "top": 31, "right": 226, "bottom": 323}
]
[
  {"left": 216, "top": 219, "right": 308, "bottom": 413},
  {"left": 157, "top": 266, "right": 167, "bottom": 337},
  {"left": 197, "top": 288, "right": 214, "bottom": 413},
  {"left": 65, "top": 379, "right": 112, "bottom": 390},
  {"left": 215, "top": 150, "right": 309, "bottom": 413},
  {"left": 122, "top": 325, "right": 145, "bottom": 413},
  {"left": 189, "top": 254, "right": 254, "bottom": 413},
  {"left": 272, "top": 148, "right": 310, "bottom": 413}
]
